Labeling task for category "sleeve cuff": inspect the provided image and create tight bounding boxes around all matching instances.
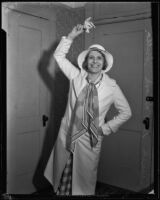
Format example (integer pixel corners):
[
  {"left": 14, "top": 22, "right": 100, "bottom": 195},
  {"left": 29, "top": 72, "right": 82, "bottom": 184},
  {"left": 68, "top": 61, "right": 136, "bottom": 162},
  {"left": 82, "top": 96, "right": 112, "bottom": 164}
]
[{"left": 107, "top": 119, "right": 120, "bottom": 133}]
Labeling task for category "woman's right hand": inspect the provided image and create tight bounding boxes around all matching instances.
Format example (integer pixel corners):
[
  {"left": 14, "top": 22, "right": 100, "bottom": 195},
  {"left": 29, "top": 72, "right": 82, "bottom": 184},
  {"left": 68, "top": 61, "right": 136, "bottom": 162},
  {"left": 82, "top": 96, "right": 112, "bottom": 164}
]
[{"left": 67, "top": 24, "right": 84, "bottom": 40}]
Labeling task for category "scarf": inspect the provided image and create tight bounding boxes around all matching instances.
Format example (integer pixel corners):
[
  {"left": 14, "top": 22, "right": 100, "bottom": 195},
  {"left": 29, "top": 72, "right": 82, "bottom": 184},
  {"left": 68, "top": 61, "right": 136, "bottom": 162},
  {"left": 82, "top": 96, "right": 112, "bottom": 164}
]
[{"left": 67, "top": 75, "right": 103, "bottom": 153}]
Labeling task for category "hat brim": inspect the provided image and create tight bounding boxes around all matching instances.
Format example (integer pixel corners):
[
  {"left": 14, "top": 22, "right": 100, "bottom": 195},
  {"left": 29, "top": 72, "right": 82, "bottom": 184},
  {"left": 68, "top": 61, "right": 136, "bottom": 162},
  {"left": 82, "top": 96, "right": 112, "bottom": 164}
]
[{"left": 77, "top": 48, "right": 113, "bottom": 73}]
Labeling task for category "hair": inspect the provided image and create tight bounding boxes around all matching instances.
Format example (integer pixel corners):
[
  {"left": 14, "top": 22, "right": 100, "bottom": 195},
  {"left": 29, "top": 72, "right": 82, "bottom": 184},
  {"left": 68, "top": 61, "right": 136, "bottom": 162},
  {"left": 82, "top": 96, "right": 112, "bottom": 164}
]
[{"left": 82, "top": 49, "right": 107, "bottom": 71}]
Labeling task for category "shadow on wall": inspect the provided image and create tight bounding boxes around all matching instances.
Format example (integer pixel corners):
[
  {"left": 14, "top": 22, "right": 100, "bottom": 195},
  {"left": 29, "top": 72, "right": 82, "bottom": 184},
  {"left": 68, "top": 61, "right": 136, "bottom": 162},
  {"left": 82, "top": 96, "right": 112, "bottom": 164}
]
[{"left": 32, "top": 40, "right": 69, "bottom": 192}]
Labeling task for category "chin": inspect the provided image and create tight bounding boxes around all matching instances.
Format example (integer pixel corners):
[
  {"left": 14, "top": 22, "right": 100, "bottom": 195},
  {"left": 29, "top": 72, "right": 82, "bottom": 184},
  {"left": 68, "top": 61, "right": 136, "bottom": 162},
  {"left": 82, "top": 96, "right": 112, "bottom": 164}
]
[{"left": 88, "top": 70, "right": 101, "bottom": 74}]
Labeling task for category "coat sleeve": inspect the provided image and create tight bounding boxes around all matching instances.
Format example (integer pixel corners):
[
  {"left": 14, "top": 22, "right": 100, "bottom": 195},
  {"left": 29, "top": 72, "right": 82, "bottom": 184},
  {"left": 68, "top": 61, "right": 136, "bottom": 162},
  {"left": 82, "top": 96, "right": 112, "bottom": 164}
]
[
  {"left": 53, "top": 36, "right": 80, "bottom": 80},
  {"left": 102, "top": 83, "right": 132, "bottom": 135}
]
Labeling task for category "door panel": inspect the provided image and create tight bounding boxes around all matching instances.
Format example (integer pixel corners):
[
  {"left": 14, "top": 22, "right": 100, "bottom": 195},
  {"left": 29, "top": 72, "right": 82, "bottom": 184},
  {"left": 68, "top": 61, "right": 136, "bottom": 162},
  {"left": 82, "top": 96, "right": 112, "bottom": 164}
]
[
  {"left": 7, "top": 10, "right": 50, "bottom": 193},
  {"left": 100, "top": 30, "right": 144, "bottom": 132},
  {"left": 16, "top": 132, "right": 39, "bottom": 175},
  {"left": 16, "top": 26, "right": 41, "bottom": 118},
  {"left": 93, "top": 20, "right": 153, "bottom": 191},
  {"left": 98, "top": 130, "right": 141, "bottom": 189}
]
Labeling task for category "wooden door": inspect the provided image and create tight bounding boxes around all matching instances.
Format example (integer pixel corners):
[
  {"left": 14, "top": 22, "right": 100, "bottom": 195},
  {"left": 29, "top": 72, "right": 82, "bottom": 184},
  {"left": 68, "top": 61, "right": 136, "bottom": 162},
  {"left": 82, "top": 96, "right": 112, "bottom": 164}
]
[
  {"left": 6, "top": 10, "right": 50, "bottom": 193},
  {"left": 91, "top": 19, "right": 153, "bottom": 191}
]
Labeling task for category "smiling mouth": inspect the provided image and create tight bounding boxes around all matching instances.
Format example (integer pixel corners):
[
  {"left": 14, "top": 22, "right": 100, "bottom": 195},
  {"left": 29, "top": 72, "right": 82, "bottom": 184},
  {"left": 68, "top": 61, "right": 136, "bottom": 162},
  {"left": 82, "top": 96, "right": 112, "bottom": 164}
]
[{"left": 91, "top": 65, "right": 100, "bottom": 68}]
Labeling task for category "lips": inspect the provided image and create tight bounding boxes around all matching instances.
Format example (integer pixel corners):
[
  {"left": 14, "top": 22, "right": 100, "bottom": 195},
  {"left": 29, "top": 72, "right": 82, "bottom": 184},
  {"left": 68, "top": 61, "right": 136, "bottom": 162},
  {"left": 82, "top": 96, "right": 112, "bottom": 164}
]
[{"left": 91, "top": 64, "right": 101, "bottom": 68}]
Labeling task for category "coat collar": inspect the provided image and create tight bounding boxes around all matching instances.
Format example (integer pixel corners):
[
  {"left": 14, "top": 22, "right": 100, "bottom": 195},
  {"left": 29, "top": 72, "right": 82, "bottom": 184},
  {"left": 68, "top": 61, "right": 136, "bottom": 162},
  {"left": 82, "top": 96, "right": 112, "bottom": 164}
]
[{"left": 72, "top": 71, "right": 116, "bottom": 98}]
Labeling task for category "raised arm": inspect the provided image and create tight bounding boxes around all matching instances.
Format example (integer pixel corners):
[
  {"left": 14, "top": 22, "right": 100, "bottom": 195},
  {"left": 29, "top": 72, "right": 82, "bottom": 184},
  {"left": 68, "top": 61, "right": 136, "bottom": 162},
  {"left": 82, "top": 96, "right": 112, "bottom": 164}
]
[{"left": 53, "top": 24, "right": 84, "bottom": 80}]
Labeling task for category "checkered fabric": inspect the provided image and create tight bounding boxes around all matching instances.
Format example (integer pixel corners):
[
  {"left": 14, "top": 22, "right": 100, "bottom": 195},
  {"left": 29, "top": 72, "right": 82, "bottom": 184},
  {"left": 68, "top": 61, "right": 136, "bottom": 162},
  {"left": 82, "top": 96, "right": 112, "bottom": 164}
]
[{"left": 56, "top": 153, "right": 73, "bottom": 195}]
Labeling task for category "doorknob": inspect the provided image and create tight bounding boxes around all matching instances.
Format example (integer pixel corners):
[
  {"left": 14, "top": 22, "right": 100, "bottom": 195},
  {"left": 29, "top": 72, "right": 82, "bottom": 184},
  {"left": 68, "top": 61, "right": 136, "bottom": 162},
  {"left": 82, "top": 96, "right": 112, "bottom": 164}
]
[
  {"left": 143, "top": 117, "right": 150, "bottom": 130},
  {"left": 146, "top": 96, "right": 154, "bottom": 102},
  {"left": 42, "top": 115, "right": 49, "bottom": 127}
]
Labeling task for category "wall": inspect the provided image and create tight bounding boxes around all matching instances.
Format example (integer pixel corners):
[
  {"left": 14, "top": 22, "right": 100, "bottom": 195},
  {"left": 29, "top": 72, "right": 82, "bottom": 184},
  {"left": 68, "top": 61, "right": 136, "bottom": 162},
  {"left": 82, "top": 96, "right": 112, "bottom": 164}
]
[{"left": 55, "top": 6, "right": 85, "bottom": 65}]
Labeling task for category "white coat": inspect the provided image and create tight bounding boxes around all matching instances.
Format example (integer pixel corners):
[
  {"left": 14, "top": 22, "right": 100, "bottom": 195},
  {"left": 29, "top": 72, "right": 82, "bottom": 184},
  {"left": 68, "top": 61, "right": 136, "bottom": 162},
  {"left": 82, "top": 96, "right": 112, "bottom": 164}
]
[{"left": 44, "top": 37, "right": 132, "bottom": 195}]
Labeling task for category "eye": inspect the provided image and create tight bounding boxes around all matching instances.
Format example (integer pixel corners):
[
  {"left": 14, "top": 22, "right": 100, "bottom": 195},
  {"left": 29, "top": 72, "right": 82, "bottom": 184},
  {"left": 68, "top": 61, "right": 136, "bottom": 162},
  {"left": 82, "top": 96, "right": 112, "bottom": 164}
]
[
  {"left": 97, "top": 56, "right": 103, "bottom": 60},
  {"left": 88, "top": 55, "right": 94, "bottom": 59},
  {"left": 88, "top": 55, "right": 94, "bottom": 60}
]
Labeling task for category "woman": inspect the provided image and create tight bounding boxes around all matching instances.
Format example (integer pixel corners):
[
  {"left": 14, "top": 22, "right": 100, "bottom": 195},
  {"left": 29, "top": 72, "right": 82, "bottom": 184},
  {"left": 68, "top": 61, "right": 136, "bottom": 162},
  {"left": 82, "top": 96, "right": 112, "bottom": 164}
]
[{"left": 44, "top": 22, "right": 132, "bottom": 195}]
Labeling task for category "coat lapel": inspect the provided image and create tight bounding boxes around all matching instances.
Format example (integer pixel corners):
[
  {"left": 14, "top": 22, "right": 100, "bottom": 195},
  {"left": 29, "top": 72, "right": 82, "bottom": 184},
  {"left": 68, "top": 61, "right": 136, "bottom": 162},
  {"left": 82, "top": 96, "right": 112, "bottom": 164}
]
[{"left": 72, "top": 71, "right": 88, "bottom": 98}]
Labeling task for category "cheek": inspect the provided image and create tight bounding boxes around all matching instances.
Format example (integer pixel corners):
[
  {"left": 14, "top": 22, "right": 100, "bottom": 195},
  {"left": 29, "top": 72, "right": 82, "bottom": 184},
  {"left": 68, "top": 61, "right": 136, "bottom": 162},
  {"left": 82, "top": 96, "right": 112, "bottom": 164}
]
[
  {"left": 100, "top": 60, "right": 104, "bottom": 65},
  {"left": 99, "top": 60, "right": 104, "bottom": 67},
  {"left": 87, "top": 58, "right": 92, "bottom": 64}
]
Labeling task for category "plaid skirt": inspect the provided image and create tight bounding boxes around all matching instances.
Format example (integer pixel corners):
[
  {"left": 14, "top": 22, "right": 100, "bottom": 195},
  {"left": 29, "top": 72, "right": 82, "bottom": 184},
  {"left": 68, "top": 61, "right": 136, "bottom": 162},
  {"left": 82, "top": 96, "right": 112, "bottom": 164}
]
[{"left": 56, "top": 153, "right": 73, "bottom": 195}]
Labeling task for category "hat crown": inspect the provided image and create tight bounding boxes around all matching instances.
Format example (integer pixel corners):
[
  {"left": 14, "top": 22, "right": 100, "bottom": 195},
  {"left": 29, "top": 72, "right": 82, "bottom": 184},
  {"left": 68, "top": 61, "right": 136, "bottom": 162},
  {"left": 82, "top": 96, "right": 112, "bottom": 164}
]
[{"left": 89, "top": 44, "right": 105, "bottom": 51}]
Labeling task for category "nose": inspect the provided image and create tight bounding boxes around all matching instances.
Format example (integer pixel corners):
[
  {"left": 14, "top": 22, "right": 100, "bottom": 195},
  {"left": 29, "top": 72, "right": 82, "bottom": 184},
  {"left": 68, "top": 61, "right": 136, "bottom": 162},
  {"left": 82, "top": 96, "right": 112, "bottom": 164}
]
[{"left": 93, "top": 58, "right": 97, "bottom": 63}]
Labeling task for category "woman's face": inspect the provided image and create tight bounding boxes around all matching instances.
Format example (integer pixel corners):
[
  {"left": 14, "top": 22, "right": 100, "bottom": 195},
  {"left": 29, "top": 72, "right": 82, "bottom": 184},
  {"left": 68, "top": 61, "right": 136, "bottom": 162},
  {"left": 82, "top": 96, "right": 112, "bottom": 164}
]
[{"left": 87, "top": 50, "right": 104, "bottom": 74}]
